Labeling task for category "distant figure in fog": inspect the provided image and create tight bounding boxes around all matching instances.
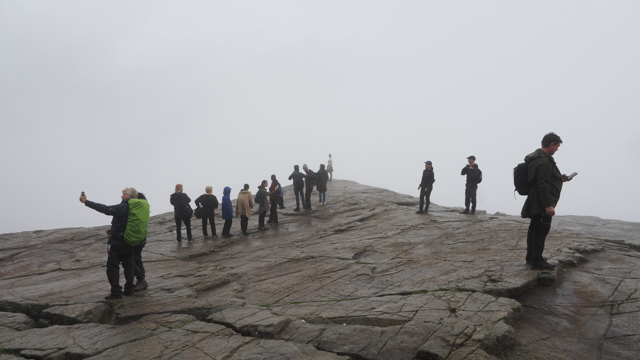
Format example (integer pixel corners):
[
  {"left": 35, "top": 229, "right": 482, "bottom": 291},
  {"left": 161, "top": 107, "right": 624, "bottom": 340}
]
[
  {"left": 195, "top": 186, "right": 219, "bottom": 238},
  {"left": 256, "top": 180, "right": 278, "bottom": 230},
  {"left": 417, "top": 161, "right": 435, "bottom": 214},
  {"left": 236, "top": 184, "right": 254, "bottom": 235},
  {"left": 170, "top": 184, "right": 193, "bottom": 242},
  {"left": 302, "top": 164, "right": 317, "bottom": 211},
  {"left": 327, "top": 154, "right": 334, "bottom": 181},
  {"left": 288, "top": 165, "right": 306, "bottom": 211},
  {"left": 316, "top": 164, "right": 329, "bottom": 205},
  {"left": 461, "top": 156, "right": 482, "bottom": 215},
  {"left": 221, "top": 186, "right": 233, "bottom": 237},
  {"left": 268, "top": 175, "right": 281, "bottom": 225}
]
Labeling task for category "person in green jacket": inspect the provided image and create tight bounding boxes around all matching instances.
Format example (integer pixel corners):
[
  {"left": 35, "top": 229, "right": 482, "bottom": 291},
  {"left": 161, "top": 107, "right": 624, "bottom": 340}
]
[{"left": 522, "top": 132, "right": 572, "bottom": 270}]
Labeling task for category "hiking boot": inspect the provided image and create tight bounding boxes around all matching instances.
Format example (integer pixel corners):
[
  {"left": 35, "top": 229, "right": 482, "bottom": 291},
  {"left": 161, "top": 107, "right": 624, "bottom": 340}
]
[
  {"left": 416, "top": 210, "right": 423, "bottom": 214},
  {"left": 105, "top": 293, "right": 123, "bottom": 300},
  {"left": 526, "top": 256, "right": 547, "bottom": 265},
  {"left": 530, "top": 261, "right": 556, "bottom": 271},
  {"left": 123, "top": 290, "right": 134, "bottom": 296},
  {"left": 134, "top": 279, "right": 148, "bottom": 292},
  {"left": 461, "top": 209, "right": 470, "bottom": 214},
  {"left": 470, "top": 210, "right": 476, "bottom": 215},
  {"left": 242, "top": 231, "right": 249, "bottom": 235},
  {"left": 293, "top": 208, "right": 300, "bottom": 212}
]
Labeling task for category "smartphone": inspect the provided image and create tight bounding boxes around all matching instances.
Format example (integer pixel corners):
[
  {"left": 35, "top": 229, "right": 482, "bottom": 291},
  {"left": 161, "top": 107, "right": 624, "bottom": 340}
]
[
  {"left": 567, "top": 172, "right": 578, "bottom": 180},
  {"left": 81, "top": 191, "right": 85, "bottom": 196}
]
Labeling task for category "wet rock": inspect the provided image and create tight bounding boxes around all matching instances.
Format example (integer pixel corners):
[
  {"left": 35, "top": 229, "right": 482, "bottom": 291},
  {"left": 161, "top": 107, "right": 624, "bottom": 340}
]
[
  {"left": 1, "top": 180, "right": 639, "bottom": 359},
  {"left": 0, "top": 312, "right": 35, "bottom": 332},
  {"left": 42, "top": 302, "right": 112, "bottom": 325}
]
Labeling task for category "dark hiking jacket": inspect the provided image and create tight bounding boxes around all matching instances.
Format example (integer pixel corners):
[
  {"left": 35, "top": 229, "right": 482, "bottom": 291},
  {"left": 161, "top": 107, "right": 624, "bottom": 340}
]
[{"left": 521, "top": 149, "right": 563, "bottom": 218}]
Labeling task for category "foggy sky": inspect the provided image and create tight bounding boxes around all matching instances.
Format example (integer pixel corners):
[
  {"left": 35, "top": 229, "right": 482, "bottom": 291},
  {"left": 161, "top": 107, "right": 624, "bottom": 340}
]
[{"left": 1, "top": 1, "right": 639, "bottom": 234}]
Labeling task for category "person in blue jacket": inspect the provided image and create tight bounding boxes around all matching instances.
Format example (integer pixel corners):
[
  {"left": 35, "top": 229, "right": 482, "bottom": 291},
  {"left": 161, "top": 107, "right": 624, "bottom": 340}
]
[
  {"left": 221, "top": 186, "right": 234, "bottom": 237},
  {"left": 80, "top": 187, "right": 138, "bottom": 300}
]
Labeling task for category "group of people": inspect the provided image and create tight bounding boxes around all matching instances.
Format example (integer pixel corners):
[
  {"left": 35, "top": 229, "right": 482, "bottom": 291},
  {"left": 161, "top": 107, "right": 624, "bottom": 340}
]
[
  {"left": 170, "top": 158, "right": 334, "bottom": 241},
  {"left": 81, "top": 133, "right": 571, "bottom": 301},
  {"left": 417, "top": 155, "right": 483, "bottom": 215}
]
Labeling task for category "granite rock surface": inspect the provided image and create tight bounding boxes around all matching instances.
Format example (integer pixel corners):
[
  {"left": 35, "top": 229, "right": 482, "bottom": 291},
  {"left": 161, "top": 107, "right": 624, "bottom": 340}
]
[{"left": 1, "top": 180, "right": 639, "bottom": 359}]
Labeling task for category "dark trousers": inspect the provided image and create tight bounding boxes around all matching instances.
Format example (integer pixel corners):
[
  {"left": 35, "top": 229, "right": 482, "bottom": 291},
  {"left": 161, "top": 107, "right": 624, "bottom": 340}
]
[
  {"left": 259, "top": 211, "right": 266, "bottom": 227},
  {"left": 278, "top": 197, "right": 284, "bottom": 208},
  {"left": 464, "top": 185, "right": 477, "bottom": 211},
  {"left": 294, "top": 187, "right": 305, "bottom": 209},
  {"left": 222, "top": 219, "right": 232, "bottom": 235},
  {"left": 175, "top": 217, "right": 192, "bottom": 241},
  {"left": 107, "top": 244, "right": 135, "bottom": 295},
  {"left": 305, "top": 186, "right": 313, "bottom": 209},
  {"left": 202, "top": 213, "right": 216, "bottom": 236},
  {"left": 134, "top": 240, "right": 146, "bottom": 281},
  {"left": 526, "top": 215, "right": 552, "bottom": 262},
  {"left": 419, "top": 187, "right": 432, "bottom": 212},
  {"left": 268, "top": 200, "right": 279, "bottom": 224},
  {"left": 241, "top": 215, "right": 249, "bottom": 232}
]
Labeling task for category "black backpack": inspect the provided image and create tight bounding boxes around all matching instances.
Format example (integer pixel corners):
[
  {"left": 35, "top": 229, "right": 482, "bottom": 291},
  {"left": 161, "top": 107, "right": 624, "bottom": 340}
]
[{"left": 513, "top": 162, "right": 529, "bottom": 196}]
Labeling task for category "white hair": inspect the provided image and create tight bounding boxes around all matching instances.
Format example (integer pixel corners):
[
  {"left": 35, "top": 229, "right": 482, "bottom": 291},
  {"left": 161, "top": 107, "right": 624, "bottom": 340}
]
[{"left": 122, "top": 187, "right": 138, "bottom": 198}]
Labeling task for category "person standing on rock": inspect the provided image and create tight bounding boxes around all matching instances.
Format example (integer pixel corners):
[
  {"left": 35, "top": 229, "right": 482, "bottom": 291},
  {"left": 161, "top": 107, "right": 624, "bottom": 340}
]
[
  {"left": 327, "top": 154, "right": 334, "bottom": 182},
  {"left": 303, "top": 164, "right": 317, "bottom": 211},
  {"left": 256, "top": 180, "right": 278, "bottom": 230},
  {"left": 288, "top": 165, "right": 306, "bottom": 211},
  {"left": 133, "top": 192, "right": 149, "bottom": 292},
  {"left": 461, "top": 156, "right": 482, "bottom": 214},
  {"left": 316, "top": 164, "right": 329, "bottom": 205},
  {"left": 195, "top": 186, "right": 219, "bottom": 238},
  {"left": 170, "top": 184, "right": 193, "bottom": 242},
  {"left": 523, "top": 132, "right": 572, "bottom": 271},
  {"left": 268, "top": 175, "right": 281, "bottom": 225},
  {"left": 79, "top": 187, "right": 139, "bottom": 300},
  {"left": 417, "top": 161, "right": 435, "bottom": 214},
  {"left": 221, "top": 186, "right": 234, "bottom": 237},
  {"left": 236, "top": 184, "right": 254, "bottom": 235}
]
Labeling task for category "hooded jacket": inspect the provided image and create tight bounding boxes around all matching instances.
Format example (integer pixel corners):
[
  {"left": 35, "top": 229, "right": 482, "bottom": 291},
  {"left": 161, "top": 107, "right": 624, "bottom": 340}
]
[
  {"left": 288, "top": 166, "right": 306, "bottom": 190},
  {"left": 316, "top": 168, "right": 329, "bottom": 192},
  {"left": 221, "top": 187, "right": 233, "bottom": 220},
  {"left": 521, "top": 148, "right": 563, "bottom": 218},
  {"left": 419, "top": 168, "right": 435, "bottom": 189},
  {"left": 84, "top": 199, "right": 130, "bottom": 247},
  {"left": 236, "top": 189, "right": 254, "bottom": 218}
]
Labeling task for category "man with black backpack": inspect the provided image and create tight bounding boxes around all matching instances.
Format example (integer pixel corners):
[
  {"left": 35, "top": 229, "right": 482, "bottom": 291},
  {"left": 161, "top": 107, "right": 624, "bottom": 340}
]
[
  {"left": 288, "top": 165, "right": 306, "bottom": 211},
  {"left": 522, "top": 132, "right": 571, "bottom": 270},
  {"left": 170, "top": 184, "right": 193, "bottom": 242},
  {"left": 461, "top": 155, "right": 482, "bottom": 214},
  {"left": 303, "top": 164, "right": 317, "bottom": 211},
  {"left": 80, "top": 187, "right": 149, "bottom": 300}
]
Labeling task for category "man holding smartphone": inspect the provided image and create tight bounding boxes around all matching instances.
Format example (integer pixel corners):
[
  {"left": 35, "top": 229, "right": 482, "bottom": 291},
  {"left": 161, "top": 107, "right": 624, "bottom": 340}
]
[{"left": 522, "top": 132, "right": 572, "bottom": 270}]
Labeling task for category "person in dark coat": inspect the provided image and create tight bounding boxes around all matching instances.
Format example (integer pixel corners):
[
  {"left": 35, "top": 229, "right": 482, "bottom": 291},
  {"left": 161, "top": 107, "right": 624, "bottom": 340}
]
[
  {"left": 302, "top": 164, "right": 316, "bottom": 211},
  {"left": 522, "top": 132, "right": 572, "bottom": 270},
  {"left": 288, "top": 165, "right": 306, "bottom": 211},
  {"left": 170, "top": 184, "right": 193, "bottom": 242},
  {"left": 256, "top": 180, "right": 277, "bottom": 230},
  {"left": 221, "top": 186, "right": 233, "bottom": 237},
  {"left": 80, "top": 187, "right": 138, "bottom": 300},
  {"left": 417, "top": 161, "right": 435, "bottom": 214},
  {"left": 195, "top": 186, "right": 219, "bottom": 238},
  {"left": 461, "top": 156, "right": 482, "bottom": 214},
  {"left": 268, "top": 175, "right": 281, "bottom": 225},
  {"left": 316, "top": 164, "right": 329, "bottom": 205}
]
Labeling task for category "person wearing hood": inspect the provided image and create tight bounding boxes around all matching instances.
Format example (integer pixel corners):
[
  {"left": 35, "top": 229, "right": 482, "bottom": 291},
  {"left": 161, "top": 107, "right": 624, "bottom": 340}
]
[
  {"left": 288, "top": 165, "right": 306, "bottom": 211},
  {"left": 460, "top": 156, "right": 482, "bottom": 214},
  {"left": 221, "top": 186, "right": 233, "bottom": 237},
  {"left": 417, "top": 161, "right": 435, "bottom": 214},
  {"left": 522, "top": 132, "right": 572, "bottom": 270},
  {"left": 236, "top": 184, "right": 254, "bottom": 235},
  {"left": 256, "top": 180, "right": 278, "bottom": 230},
  {"left": 170, "top": 184, "right": 193, "bottom": 242},
  {"left": 302, "top": 164, "right": 317, "bottom": 211},
  {"left": 268, "top": 175, "right": 282, "bottom": 225},
  {"left": 316, "top": 164, "right": 329, "bottom": 205}
]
